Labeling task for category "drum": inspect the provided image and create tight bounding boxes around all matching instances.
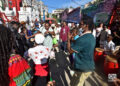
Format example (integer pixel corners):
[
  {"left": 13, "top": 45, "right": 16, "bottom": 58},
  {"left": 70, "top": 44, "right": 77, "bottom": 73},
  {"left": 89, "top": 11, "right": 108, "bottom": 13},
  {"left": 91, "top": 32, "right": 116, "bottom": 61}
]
[
  {"left": 94, "top": 48, "right": 104, "bottom": 62},
  {"left": 104, "top": 55, "right": 119, "bottom": 75}
]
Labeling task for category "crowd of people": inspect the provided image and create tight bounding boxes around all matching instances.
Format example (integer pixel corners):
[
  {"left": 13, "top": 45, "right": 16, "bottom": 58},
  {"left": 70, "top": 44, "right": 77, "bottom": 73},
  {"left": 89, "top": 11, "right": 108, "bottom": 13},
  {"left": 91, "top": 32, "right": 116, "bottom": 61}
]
[{"left": 0, "top": 18, "right": 120, "bottom": 86}]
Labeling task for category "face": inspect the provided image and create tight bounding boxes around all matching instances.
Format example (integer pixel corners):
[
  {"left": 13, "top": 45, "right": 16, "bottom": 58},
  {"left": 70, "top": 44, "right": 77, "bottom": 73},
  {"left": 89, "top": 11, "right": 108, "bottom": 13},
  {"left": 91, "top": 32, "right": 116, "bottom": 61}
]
[
  {"left": 72, "top": 23, "right": 75, "bottom": 27},
  {"left": 63, "top": 22, "right": 66, "bottom": 26},
  {"left": 45, "top": 23, "right": 50, "bottom": 30},
  {"left": 100, "top": 23, "right": 103, "bottom": 27},
  {"left": 56, "top": 24, "right": 59, "bottom": 27},
  {"left": 82, "top": 24, "right": 87, "bottom": 32},
  {"left": 104, "top": 26, "right": 107, "bottom": 29},
  {"left": 107, "top": 36, "right": 112, "bottom": 42},
  {"left": 13, "top": 24, "right": 18, "bottom": 29},
  {"left": 73, "top": 30, "right": 77, "bottom": 36},
  {"left": 23, "top": 29, "right": 27, "bottom": 34}
]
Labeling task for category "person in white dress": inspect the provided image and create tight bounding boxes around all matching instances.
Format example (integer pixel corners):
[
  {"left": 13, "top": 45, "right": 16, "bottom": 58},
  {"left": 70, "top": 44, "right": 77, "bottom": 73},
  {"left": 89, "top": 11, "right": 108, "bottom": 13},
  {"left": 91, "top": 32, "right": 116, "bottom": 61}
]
[{"left": 28, "top": 34, "right": 51, "bottom": 86}]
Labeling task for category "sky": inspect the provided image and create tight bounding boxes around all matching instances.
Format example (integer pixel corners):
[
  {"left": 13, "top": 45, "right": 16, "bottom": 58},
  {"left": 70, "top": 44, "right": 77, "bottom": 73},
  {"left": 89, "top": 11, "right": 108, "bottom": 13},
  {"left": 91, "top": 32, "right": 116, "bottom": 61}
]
[{"left": 37, "top": 0, "right": 92, "bottom": 13}]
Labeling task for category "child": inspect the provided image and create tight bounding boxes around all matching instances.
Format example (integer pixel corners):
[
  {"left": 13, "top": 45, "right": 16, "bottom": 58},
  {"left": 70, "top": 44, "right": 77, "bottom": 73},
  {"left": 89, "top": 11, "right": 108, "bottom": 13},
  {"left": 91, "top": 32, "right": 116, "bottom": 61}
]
[
  {"left": 104, "top": 35, "right": 115, "bottom": 55},
  {"left": 28, "top": 34, "right": 51, "bottom": 86},
  {"left": 71, "top": 28, "right": 79, "bottom": 59},
  {"left": 70, "top": 28, "right": 79, "bottom": 76},
  {"left": 51, "top": 24, "right": 59, "bottom": 52}
]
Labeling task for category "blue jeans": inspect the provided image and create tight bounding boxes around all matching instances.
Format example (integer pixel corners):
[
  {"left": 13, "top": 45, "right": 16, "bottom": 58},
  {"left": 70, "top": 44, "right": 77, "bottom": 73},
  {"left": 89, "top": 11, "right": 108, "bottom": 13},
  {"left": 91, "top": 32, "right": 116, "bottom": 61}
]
[{"left": 61, "top": 41, "right": 67, "bottom": 51}]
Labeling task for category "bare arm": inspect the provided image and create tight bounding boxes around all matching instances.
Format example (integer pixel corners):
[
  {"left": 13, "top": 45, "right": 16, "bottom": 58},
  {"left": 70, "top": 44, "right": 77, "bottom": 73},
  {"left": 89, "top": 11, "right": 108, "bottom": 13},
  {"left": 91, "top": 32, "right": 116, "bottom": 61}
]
[
  {"left": 67, "top": 32, "right": 74, "bottom": 54},
  {"left": 114, "top": 32, "right": 120, "bottom": 38}
]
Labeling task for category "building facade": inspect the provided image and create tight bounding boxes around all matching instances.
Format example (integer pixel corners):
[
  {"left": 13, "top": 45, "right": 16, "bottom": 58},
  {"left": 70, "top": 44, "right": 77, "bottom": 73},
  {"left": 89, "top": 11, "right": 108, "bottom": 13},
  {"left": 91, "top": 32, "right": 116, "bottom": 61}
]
[{"left": 0, "top": 0, "right": 48, "bottom": 22}]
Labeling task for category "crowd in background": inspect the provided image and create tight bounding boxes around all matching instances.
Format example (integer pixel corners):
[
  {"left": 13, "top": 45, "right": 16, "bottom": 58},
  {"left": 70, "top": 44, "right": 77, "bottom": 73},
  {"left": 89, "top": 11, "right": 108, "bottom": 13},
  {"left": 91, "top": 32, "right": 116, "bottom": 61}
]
[{"left": 0, "top": 18, "right": 120, "bottom": 86}]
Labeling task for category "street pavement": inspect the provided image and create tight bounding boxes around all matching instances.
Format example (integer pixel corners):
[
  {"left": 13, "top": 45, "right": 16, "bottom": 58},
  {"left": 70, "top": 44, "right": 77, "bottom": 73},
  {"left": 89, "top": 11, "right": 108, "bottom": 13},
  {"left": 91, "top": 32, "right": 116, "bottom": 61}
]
[{"left": 49, "top": 50, "right": 114, "bottom": 86}]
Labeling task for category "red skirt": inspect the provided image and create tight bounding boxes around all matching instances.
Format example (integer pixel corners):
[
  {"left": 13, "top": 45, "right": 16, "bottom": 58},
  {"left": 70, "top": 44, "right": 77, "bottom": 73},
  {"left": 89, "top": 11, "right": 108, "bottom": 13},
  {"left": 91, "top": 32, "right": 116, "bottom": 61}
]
[{"left": 35, "top": 63, "right": 49, "bottom": 76}]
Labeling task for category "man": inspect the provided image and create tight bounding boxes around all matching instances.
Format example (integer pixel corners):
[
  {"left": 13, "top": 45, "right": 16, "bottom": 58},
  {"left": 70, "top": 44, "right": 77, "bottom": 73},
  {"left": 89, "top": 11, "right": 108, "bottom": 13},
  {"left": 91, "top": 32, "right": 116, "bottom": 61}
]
[
  {"left": 67, "top": 21, "right": 96, "bottom": 86},
  {"left": 70, "top": 22, "right": 76, "bottom": 31},
  {"left": 96, "top": 23, "right": 103, "bottom": 47},
  {"left": 40, "top": 23, "right": 55, "bottom": 50},
  {"left": 99, "top": 25, "right": 108, "bottom": 48},
  {"left": 60, "top": 21, "right": 70, "bottom": 52}
]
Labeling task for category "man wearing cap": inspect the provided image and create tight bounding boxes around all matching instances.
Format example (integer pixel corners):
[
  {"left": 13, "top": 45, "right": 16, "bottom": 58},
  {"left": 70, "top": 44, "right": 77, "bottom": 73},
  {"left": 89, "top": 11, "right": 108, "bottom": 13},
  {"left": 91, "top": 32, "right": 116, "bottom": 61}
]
[{"left": 28, "top": 34, "right": 51, "bottom": 86}]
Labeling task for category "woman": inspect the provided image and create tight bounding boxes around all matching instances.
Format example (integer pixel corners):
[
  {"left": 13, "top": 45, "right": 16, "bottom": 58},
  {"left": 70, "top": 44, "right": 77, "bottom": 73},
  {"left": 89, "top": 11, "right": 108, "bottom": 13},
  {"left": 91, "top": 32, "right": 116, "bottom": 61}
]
[
  {"left": 0, "top": 25, "right": 31, "bottom": 86},
  {"left": 28, "top": 34, "right": 51, "bottom": 86}
]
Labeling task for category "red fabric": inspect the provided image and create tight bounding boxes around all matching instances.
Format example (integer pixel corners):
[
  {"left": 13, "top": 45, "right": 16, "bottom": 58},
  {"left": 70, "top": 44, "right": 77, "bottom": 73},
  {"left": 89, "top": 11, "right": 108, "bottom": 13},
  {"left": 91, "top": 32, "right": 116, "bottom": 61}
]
[
  {"left": 104, "top": 60, "right": 119, "bottom": 75},
  {"left": 9, "top": 79, "right": 16, "bottom": 86},
  {"left": 60, "top": 26, "right": 70, "bottom": 41},
  {"left": 8, "top": 54, "right": 31, "bottom": 86},
  {"left": 9, "top": 59, "right": 30, "bottom": 78},
  {"left": 35, "top": 63, "right": 49, "bottom": 76}
]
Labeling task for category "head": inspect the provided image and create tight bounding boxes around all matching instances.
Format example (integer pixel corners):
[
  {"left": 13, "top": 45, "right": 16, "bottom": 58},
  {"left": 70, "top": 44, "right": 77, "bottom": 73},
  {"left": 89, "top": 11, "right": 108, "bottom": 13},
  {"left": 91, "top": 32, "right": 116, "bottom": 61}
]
[
  {"left": 11, "top": 21, "right": 20, "bottom": 32},
  {"left": 63, "top": 21, "right": 67, "bottom": 27},
  {"left": 21, "top": 27, "right": 27, "bottom": 34},
  {"left": 72, "top": 28, "right": 78, "bottom": 36},
  {"left": 107, "top": 35, "right": 113, "bottom": 42},
  {"left": 103, "top": 25, "right": 107, "bottom": 30},
  {"left": 45, "top": 23, "right": 50, "bottom": 30},
  {"left": 55, "top": 23, "right": 59, "bottom": 27},
  {"left": 0, "top": 25, "right": 16, "bottom": 85},
  {"left": 35, "top": 23, "right": 39, "bottom": 28},
  {"left": 35, "top": 34, "right": 45, "bottom": 45},
  {"left": 71, "top": 23, "right": 75, "bottom": 27},
  {"left": 82, "top": 20, "right": 94, "bottom": 32},
  {"left": 79, "top": 21, "right": 84, "bottom": 28},
  {"left": 51, "top": 24, "right": 55, "bottom": 30},
  {"left": 99, "top": 23, "right": 103, "bottom": 28}
]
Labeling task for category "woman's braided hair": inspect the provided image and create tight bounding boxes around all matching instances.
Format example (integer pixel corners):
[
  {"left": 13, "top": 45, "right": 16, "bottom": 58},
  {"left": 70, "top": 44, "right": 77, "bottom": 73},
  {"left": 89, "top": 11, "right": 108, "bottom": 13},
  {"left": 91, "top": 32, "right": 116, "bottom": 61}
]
[{"left": 0, "top": 25, "right": 15, "bottom": 86}]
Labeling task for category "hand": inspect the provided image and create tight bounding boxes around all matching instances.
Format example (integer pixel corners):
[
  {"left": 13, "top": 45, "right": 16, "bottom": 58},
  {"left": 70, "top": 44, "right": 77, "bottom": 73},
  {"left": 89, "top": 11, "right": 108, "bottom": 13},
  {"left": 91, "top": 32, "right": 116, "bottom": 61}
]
[
  {"left": 45, "top": 31, "right": 49, "bottom": 34},
  {"left": 47, "top": 81, "right": 55, "bottom": 86}
]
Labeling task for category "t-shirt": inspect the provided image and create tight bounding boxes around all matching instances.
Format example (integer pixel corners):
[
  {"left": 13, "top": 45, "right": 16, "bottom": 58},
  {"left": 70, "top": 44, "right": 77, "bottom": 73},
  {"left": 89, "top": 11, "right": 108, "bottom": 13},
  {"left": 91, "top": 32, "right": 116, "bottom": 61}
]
[
  {"left": 96, "top": 27, "right": 103, "bottom": 37},
  {"left": 104, "top": 41, "right": 115, "bottom": 55},
  {"left": 41, "top": 27, "right": 53, "bottom": 50},
  {"left": 54, "top": 27, "right": 61, "bottom": 40},
  {"left": 100, "top": 30, "right": 108, "bottom": 41},
  {"left": 71, "top": 33, "right": 96, "bottom": 72},
  {"left": 60, "top": 26, "right": 70, "bottom": 41}
]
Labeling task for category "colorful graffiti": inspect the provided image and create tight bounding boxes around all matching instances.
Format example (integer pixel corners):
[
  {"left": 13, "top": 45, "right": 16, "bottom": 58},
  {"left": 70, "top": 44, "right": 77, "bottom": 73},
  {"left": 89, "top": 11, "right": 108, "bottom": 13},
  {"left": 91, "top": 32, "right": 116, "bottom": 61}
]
[{"left": 82, "top": 0, "right": 117, "bottom": 24}]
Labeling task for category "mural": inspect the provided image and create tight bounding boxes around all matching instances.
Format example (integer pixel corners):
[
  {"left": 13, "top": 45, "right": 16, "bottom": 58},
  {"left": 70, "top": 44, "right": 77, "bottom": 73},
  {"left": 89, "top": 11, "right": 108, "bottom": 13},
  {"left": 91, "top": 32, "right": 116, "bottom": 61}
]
[{"left": 82, "top": 0, "right": 117, "bottom": 25}]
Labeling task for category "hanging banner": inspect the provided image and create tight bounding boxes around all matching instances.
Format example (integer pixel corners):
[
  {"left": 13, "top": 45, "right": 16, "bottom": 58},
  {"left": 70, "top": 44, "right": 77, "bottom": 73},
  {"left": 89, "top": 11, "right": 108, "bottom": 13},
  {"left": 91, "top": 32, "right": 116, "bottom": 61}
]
[{"left": 66, "top": 7, "right": 81, "bottom": 23}]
